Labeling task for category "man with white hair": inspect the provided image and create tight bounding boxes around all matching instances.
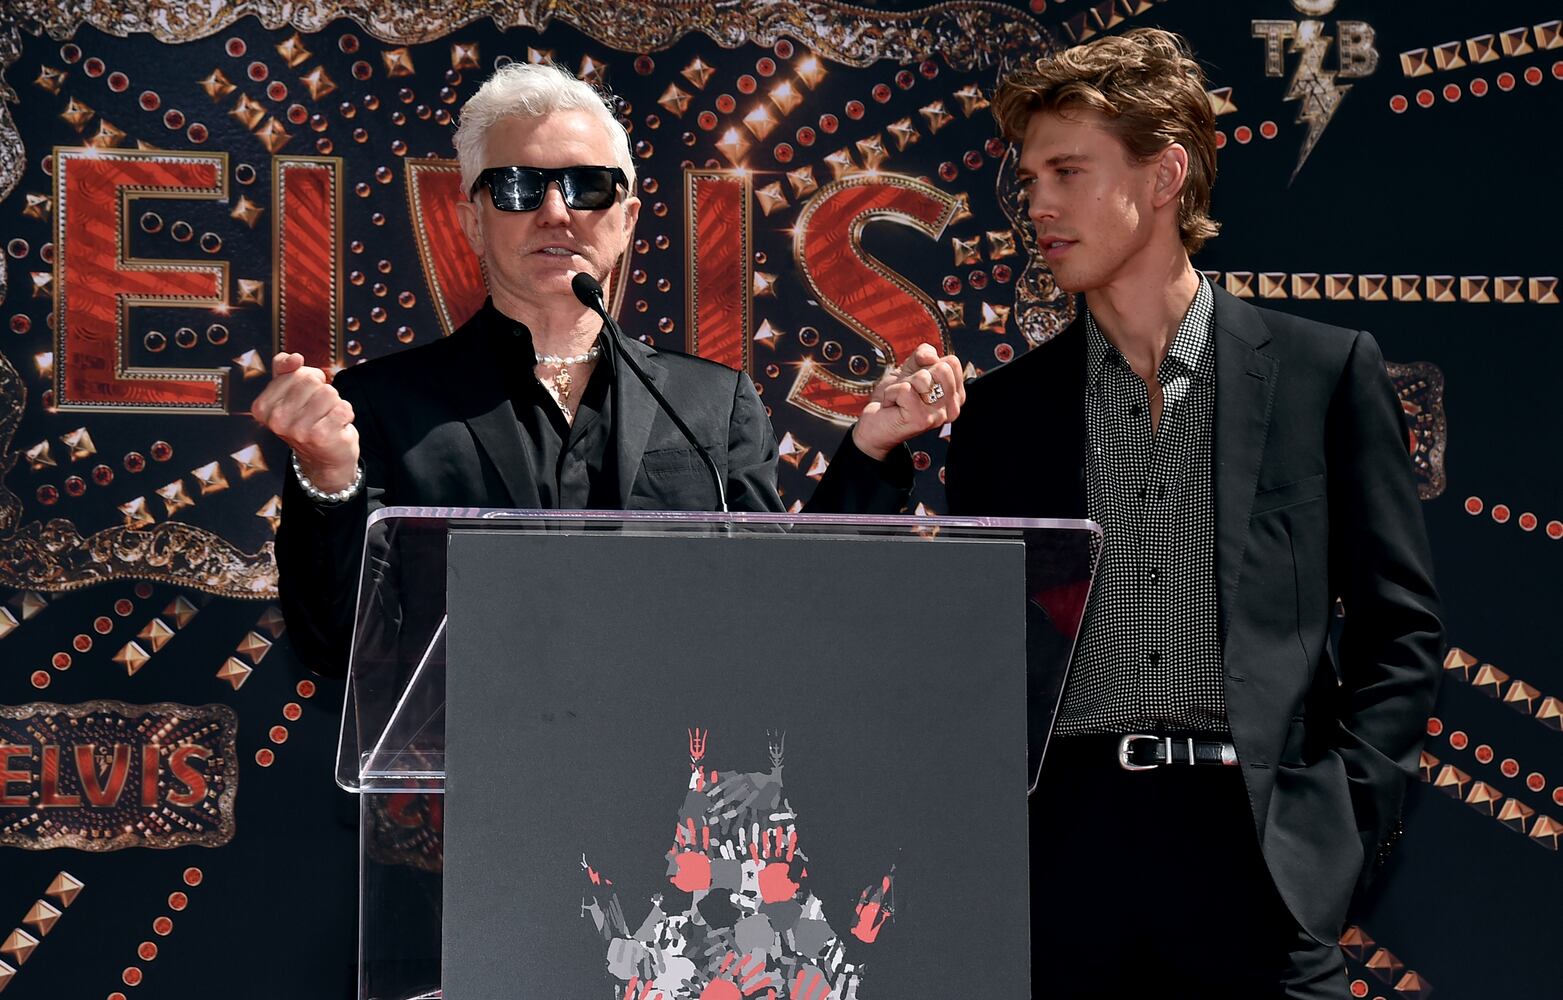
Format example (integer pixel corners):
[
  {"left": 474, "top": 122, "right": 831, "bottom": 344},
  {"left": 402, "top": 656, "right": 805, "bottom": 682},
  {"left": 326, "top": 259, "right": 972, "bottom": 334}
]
[{"left": 261, "top": 63, "right": 957, "bottom": 675}]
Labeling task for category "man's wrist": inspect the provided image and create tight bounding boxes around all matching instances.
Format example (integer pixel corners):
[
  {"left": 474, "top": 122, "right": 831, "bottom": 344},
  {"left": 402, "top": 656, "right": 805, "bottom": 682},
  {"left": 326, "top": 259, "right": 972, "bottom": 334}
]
[
  {"left": 292, "top": 453, "right": 363, "bottom": 504},
  {"left": 850, "top": 423, "right": 893, "bottom": 462}
]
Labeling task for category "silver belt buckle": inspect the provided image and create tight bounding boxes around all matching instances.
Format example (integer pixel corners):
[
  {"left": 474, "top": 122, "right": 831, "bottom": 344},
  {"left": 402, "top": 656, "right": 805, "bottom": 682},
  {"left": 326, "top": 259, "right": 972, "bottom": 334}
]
[{"left": 1117, "top": 733, "right": 1164, "bottom": 771}]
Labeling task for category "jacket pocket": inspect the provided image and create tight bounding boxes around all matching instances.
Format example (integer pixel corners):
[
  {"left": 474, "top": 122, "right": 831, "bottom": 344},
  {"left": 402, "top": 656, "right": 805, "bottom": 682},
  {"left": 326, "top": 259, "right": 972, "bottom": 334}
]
[
  {"left": 637, "top": 447, "right": 709, "bottom": 475},
  {"left": 628, "top": 447, "right": 722, "bottom": 509},
  {"left": 1252, "top": 473, "right": 1326, "bottom": 515}
]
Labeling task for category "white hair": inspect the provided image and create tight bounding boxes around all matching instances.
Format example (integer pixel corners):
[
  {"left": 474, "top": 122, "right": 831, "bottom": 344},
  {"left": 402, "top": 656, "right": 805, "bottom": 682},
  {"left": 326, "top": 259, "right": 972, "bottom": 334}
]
[{"left": 453, "top": 61, "right": 635, "bottom": 194}]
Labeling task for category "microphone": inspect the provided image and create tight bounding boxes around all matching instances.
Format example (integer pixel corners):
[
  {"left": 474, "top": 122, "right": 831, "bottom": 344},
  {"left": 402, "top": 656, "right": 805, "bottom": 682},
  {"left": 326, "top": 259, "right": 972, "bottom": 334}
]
[{"left": 572, "top": 272, "right": 729, "bottom": 513}]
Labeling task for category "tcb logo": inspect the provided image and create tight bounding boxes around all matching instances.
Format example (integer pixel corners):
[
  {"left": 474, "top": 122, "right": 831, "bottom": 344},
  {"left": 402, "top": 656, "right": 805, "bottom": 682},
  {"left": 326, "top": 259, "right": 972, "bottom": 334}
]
[{"left": 1252, "top": 0, "right": 1379, "bottom": 180}]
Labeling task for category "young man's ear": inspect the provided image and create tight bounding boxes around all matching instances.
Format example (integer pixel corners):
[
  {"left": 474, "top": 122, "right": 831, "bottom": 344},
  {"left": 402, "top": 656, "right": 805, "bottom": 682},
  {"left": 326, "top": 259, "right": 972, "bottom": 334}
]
[{"left": 1152, "top": 143, "right": 1190, "bottom": 209}]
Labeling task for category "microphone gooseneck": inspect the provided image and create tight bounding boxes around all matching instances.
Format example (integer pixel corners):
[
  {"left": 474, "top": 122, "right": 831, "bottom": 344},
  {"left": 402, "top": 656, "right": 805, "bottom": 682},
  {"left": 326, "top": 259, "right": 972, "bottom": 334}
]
[{"left": 572, "top": 273, "right": 729, "bottom": 513}]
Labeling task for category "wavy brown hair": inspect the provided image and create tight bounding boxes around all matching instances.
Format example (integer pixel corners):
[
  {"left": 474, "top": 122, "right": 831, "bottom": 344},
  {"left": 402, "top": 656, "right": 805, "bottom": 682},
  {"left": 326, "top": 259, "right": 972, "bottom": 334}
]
[{"left": 993, "top": 28, "right": 1220, "bottom": 253}]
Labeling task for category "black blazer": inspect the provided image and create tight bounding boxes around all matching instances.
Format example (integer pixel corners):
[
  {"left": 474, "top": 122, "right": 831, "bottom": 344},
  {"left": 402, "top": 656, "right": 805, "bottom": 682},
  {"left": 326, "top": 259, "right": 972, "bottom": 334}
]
[
  {"left": 936, "top": 286, "right": 1441, "bottom": 943},
  {"left": 275, "top": 306, "right": 786, "bottom": 676}
]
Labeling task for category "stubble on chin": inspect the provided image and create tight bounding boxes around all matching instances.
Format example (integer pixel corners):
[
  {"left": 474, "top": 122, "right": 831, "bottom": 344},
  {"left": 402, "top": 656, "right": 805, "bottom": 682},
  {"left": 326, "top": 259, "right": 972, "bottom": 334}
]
[{"left": 1047, "top": 266, "right": 1085, "bottom": 295}]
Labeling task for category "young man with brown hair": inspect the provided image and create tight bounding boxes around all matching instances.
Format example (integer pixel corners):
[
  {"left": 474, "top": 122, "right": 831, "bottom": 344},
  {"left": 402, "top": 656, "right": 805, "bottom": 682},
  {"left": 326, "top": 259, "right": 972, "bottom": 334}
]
[{"left": 828, "top": 27, "right": 1443, "bottom": 998}]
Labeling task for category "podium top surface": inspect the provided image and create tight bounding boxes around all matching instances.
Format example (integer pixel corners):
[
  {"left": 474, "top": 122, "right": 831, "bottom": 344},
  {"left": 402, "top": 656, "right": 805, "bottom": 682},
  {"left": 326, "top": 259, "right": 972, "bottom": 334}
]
[{"left": 369, "top": 504, "right": 1101, "bottom": 534}]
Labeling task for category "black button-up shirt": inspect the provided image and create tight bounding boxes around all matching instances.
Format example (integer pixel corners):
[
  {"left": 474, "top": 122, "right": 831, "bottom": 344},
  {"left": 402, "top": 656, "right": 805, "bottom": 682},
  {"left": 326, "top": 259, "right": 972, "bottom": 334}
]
[
  {"left": 484, "top": 301, "right": 618, "bottom": 509},
  {"left": 1057, "top": 276, "right": 1226, "bottom": 736}
]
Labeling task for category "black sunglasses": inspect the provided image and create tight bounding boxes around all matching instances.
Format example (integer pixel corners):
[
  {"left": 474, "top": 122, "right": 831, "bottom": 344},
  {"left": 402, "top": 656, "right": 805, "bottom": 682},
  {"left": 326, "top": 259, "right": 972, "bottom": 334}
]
[{"left": 469, "top": 165, "right": 628, "bottom": 212}]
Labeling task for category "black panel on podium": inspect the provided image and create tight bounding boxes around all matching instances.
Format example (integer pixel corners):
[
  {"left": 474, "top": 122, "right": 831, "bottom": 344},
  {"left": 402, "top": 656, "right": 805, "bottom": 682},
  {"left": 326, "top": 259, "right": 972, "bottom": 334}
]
[{"left": 335, "top": 508, "right": 1099, "bottom": 1000}]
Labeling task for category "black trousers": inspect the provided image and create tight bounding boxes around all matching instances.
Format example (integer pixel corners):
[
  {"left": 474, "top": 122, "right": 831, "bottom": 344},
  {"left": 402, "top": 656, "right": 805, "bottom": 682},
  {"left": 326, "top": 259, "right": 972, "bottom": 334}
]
[{"left": 1030, "top": 735, "right": 1349, "bottom": 999}]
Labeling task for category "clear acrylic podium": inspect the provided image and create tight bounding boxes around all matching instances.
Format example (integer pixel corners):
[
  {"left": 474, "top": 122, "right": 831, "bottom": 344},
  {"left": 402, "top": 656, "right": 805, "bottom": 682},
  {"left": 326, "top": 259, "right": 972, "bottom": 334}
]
[{"left": 335, "top": 507, "right": 1099, "bottom": 1000}]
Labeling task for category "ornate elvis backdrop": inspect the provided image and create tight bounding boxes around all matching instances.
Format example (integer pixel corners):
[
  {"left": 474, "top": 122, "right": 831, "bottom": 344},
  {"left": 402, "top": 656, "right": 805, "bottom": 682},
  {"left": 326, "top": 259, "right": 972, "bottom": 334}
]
[{"left": 0, "top": 0, "right": 1557, "bottom": 996}]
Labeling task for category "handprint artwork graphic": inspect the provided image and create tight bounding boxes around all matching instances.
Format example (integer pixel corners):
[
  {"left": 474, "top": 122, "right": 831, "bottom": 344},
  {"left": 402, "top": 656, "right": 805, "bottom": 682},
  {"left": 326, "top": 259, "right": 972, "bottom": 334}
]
[{"left": 581, "top": 729, "right": 896, "bottom": 999}]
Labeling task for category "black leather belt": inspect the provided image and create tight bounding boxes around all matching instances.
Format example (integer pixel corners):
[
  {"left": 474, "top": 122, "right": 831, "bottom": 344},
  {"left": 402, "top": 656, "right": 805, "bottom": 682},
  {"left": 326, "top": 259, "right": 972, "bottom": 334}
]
[{"left": 1117, "top": 734, "right": 1238, "bottom": 771}]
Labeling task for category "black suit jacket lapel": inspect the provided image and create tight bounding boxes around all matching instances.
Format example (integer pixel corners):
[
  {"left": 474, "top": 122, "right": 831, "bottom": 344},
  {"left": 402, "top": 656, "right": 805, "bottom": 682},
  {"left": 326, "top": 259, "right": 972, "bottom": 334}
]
[
  {"left": 1211, "top": 286, "right": 1279, "bottom": 646},
  {"left": 612, "top": 336, "right": 670, "bottom": 508},
  {"left": 449, "top": 324, "right": 542, "bottom": 509}
]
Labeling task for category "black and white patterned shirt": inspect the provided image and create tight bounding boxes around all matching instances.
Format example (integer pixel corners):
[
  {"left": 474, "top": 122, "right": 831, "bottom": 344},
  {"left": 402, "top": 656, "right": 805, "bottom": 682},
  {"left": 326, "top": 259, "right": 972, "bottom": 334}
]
[{"left": 1056, "top": 276, "right": 1227, "bottom": 736}]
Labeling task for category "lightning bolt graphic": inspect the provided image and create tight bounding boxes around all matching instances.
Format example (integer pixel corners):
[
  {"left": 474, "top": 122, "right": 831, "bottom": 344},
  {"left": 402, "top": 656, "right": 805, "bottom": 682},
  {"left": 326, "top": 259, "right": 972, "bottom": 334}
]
[{"left": 1283, "top": 21, "right": 1351, "bottom": 183}]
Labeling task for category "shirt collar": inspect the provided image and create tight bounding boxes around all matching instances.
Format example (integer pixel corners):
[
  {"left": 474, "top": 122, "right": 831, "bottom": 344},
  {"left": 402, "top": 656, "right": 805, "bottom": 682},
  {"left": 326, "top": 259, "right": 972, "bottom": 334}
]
[
  {"left": 1085, "top": 311, "right": 1115, "bottom": 390},
  {"left": 478, "top": 295, "right": 534, "bottom": 345},
  {"left": 1164, "top": 274, "right": 1215, "bottom": 383},
  {"left": 1085, "top": 274, "right": 1215, "bottom": 388},
  {"left": 478, "top": 296, "right": 618, "bottom": 367}
]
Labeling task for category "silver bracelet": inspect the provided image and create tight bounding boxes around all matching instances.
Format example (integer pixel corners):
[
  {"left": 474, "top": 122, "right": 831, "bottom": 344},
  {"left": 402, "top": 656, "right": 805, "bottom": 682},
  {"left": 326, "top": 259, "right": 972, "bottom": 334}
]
[{"left": 291, "top": 452, "right": 364, "bottom": 504}]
